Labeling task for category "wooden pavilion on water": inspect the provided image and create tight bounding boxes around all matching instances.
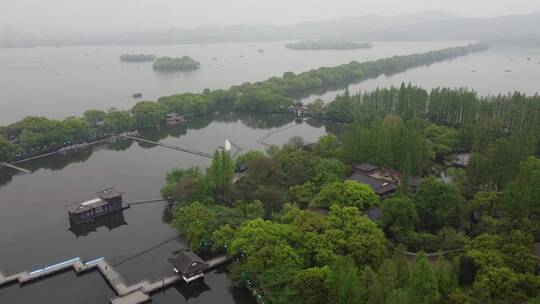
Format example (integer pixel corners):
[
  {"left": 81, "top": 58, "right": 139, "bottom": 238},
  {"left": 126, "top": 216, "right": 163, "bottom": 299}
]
[{"left": 168, "top": 250, "right": 209, "bottom": 283}]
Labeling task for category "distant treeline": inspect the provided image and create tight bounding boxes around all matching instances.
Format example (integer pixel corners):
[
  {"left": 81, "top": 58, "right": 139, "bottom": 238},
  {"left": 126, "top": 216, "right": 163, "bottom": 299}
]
[
  {"left": 0, "top": 43, "right": 489, "bottom": 161},
  {"left": 316, "top": 84, "right": 540, "bottom": 181},
  {"left": 318, "top": 84, "right": 540, "bottom": 135},
  {"left": 285, "top": 40, "right": 373, "bottom": 50},
  {"left": 119, "top": 54, "right": 156, "bottom": 62},
  {"left": 152, "top": 56, "right": 201, "bottom": 71}
]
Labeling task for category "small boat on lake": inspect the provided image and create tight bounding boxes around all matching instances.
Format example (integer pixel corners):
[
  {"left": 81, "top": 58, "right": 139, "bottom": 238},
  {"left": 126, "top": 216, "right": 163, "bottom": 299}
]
[{"left": 133, "top": 93, "right": 143, "bottom": 98}]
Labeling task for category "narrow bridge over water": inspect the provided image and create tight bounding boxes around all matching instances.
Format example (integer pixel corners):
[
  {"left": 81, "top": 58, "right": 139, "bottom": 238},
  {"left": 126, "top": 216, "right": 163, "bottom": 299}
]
[
  {"left": 0, "top": 162, "right": 31, "bottom": 174},
  {"left": 0, "top": 254, "right": 230, "bottom": 304},
  {"left": 120, "top": 135, "right": 214, "bottom": 158}
]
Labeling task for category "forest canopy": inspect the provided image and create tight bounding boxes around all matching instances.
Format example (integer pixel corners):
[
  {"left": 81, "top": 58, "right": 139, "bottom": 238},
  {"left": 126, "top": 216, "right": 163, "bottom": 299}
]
[{"left": 152, "top": 56, "right": 201, "bottom": 71}]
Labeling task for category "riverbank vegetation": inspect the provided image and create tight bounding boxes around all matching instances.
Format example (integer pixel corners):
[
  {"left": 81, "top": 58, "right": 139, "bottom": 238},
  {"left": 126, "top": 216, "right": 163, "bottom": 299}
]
[
  {"left": 285, "top": 40, "right": 373, "bottom": 50},
  {"left": 161, "top": 118, "right": 540, "bottom": 303},
  {"left": 152, "top": 56, "right": 201, "bottom": 71},
  {"left": 119, "top": 54, "right": 156, "bottom": 62},
  {"left": 157, "top": 77, "right": 540, "bottom": 303},
  {"left": 0, "top": 44, "right": 489, "bottom": 162}
]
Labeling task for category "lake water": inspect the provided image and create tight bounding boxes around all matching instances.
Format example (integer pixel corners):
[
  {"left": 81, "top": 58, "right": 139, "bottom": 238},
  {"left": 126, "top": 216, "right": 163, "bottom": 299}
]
[
  {"left": 299, "top": 45, "right": 540, "bottom": 104},
  {"left": 0, "top": 112, "right": 333, "bottom": 303},
  {"left": 0, "top": 40, "right": 468, "bottom": 124},
  {"left": 1, "top": 40, "right": 539, "bottom": 303}
]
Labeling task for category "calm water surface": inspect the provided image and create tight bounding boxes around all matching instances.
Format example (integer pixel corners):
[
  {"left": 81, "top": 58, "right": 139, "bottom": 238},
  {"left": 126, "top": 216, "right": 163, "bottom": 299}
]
[
  {"left": 0, "top": 40, "right": 467, "bottom": 124},
  {"left": 0, "top": 112, "right": 332, "bottom": 303},
  {"left": 300, "top": 46, "right": 540, "bottom": 103}
]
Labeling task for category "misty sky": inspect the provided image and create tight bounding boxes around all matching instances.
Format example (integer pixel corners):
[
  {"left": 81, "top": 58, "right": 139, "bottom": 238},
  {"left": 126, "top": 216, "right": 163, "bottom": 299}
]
[{"left": 1, "top": 0, "right": 540, "bottom": 34}]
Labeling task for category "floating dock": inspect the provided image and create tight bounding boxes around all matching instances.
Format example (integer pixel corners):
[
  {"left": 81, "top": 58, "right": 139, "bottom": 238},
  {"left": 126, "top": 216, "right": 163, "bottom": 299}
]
[{"left": 0, "top": 255, "right": 230, "bottom": 304}]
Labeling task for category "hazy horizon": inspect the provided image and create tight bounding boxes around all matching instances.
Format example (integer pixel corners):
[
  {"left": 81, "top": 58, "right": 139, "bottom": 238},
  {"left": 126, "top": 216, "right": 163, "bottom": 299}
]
[{"left": 2, "top": 0, "right": 540, "bottom": 36}]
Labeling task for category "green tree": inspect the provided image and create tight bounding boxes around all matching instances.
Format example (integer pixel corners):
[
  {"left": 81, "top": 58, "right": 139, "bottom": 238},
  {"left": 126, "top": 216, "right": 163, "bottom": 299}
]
[
  {"left": 376, "top": 259, "right": 398, "bottom": 303},
  {"left": 235, "top": 150, "right": 266, "bottom": 168},
  {"left": 312, "top": 134, "right": 341, "bottom": 158},
  {"left": 387, "top": 289, "right": 410, "bottom": 304},
  {"left": 83, "top": 109, "right": 106, "bottom": 125},
  {"left": 207, "top": 149, "right": 235, "bottom": 203},
  {"left": 472, "top": 266, "right": 518, "bottom": 302},
  {"left": 160, "top": 167, "right": 213, "bottom": 204},
  {"left": 328, "top": 206, "right": 387, "bottom": 267},
  {"left": 172, "top": 202, "right": 217, "bottom": 250},
  {"left": 393, "top": 246, "right": 410, "bottom": 288},
  {"left": 414, "top": 177, "right": 465, "bottom": 232},
  {"left": 502, "top": 157, "right": 540, "bottom": 229},
  {"left": 311, "top": 158, "right": 347, "bottom": 186},
  {"left": 407, "top": 254, "right": 440, "bottom": 304},
  {"left": 132, "top": 101, "right": 168, "bottom": 128},
  {"left": 0, "top": 135, "right": 17, "bottom": 160},
  {"left": 292, "top": 266, "right": 330, "bottom": 304},
  {"left": 325, "top": 256, "right": 361, "bottom": 304},
  {"left": 103, "top": 111, "right": 135, "bottom": 133},
  {"left": 358, "top": 266, "right": 380, "bottom": 304},
  {"left": 381, "top": 195, "right": 419, "bottom": 241},
  {"left": 311, "top": 180, "right": 379, "bottom": 210}
]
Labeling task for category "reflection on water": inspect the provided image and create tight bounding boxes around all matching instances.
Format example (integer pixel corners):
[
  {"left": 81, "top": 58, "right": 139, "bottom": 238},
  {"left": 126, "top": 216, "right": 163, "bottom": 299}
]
[
  {"left": 300, "top": 46, "right": 540, "bottom": 104},
  {"left": 174, "top": 279, "right": 213, "bottom": 301},
  {"left": 0, "top": 41, "right": 468, "bottom": 124},
  {"left": 0, "top": 112, "right": 329, "bottom": 304},
  {"left": 68, "top": 210, "right": 128, "bottom": 238},
  {"left": 0, "top": 111, "right": 300, "bottom": 188}
]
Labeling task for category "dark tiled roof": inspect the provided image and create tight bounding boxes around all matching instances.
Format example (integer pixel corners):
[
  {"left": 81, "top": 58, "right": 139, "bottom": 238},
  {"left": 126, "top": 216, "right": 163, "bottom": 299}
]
[
  {"left": 353, "top": 163, "right": 380, "bottom": 173},
  {"left": 168, "top": 250, "right": 208, "bottom": 274},
  {"left": 363, "top": 207, "right": 383, "bottom": 220},
  {"left": 349, "top": 173, "right": 397, "bottom": 197},
  {"left": 97, "top": 187, "right": 123, "bottom": 200}
]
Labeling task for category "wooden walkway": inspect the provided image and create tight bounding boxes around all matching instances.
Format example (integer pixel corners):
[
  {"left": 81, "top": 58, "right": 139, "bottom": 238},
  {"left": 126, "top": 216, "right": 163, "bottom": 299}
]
[
  {"left": 120, "top": 135, "right": 214, "bottom": 158},
  {"left": 0, "top": 162, "right": 31, "bottom": 174},
  {"left": 256, "top": 123, "right": 301, "bottom": 147},
  {"left": 127, "top": 198, "right": 171, "bottom": 206},
  {"left": 0, "top": 254, "right": 231, "bottom": 304}
]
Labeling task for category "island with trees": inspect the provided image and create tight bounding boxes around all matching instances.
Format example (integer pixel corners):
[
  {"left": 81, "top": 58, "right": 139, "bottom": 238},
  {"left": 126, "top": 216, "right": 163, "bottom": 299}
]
[
  {"left": 0, "top": 43, "right": 488, "bottom": 162},
  {"left": 152, "top": 56, "right": 201, "bottom": 71},
  {"left": 119, "top": 54, "right": 156, "bottom": 62},
  {"left": 285, "top": 40, "right": 373, "bottom": 50}
]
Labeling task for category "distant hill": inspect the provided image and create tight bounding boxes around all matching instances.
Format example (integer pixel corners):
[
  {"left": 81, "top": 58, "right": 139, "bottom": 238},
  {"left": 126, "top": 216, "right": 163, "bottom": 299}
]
[
  {"left": 349, "top": 13, "right": 540, "bottom": 41},
  {"left": 2, "top": 11, "right": 539, "bottom": 47}
]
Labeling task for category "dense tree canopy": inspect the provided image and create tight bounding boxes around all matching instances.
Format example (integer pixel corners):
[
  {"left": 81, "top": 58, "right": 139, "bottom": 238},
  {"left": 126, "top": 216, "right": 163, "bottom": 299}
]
[{"left": 152, "top": 56, "right": 200, "bottom": 71}]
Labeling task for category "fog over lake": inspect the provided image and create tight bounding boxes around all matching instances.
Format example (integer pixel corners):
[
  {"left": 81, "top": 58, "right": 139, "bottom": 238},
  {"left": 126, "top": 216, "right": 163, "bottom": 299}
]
[
  {"left": 1, "top": 41, "right": 539, "bottom": 125},
  {"left": 0, "top": 41, "right": 469, "bottom": 124}
]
